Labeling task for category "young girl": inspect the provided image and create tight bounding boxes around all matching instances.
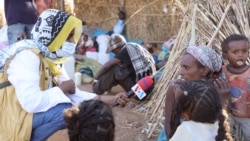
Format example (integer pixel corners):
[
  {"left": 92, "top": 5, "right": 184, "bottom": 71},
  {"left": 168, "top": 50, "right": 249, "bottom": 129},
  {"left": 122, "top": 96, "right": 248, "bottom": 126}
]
[
  {"left": 64, "top": 99, "right": 115, "bottom": 141},
  {"left": 164, "top": 45, "right": 231, "bottom": 140},
  {"left": 169, "top": 80, "right": 232, "bottom": 141},
  {"left": 221, "top": 34, "right": 250, "bottom": 140}
]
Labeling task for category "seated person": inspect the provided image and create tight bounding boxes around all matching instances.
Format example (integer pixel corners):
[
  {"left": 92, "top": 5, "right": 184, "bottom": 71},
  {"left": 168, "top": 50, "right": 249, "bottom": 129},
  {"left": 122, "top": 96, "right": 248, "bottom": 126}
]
[
  {"left": 146, "top": 43, "right": 159, "bottom": 64},
  {"left": 0, "top": 9, "right": 128, "bottom": 141},
  {"left": 77, "top": 34, "right": 94, "bottom": 55},
  {"left": 158, "top": 36, "right": 176, "bottom": 62},
  {"left": 93, "top": 34, "right": 156, "bottom": 95}
]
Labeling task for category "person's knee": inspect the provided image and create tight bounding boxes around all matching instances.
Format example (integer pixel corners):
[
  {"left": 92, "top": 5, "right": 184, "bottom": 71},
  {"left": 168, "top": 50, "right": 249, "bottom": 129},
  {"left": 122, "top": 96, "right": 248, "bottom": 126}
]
[
  {"left": 93, "top": 83, "right": 105, "bottom": 95},
  {"left": 51, "top": 104, "right": 72, "bottom": 128}
]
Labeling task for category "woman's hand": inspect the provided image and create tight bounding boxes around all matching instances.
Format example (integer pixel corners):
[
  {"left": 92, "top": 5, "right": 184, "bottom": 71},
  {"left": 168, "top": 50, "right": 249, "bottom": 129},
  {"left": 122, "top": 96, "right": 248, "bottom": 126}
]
[
  {"left": 58, "top": 80, "right": 76, "bottom": 94},
  {"left": 213, "top": 77, "right": 231, "bottom": 109},
  {"left": 213, "top": 77, "right": 231, "bottom": 96}
]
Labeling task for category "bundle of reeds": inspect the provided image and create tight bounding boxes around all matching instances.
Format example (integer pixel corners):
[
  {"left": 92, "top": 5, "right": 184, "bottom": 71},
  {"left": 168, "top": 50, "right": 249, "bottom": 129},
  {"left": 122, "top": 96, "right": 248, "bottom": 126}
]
[{"left": 143, "top": 0, "right": 250, "bottom": 138}]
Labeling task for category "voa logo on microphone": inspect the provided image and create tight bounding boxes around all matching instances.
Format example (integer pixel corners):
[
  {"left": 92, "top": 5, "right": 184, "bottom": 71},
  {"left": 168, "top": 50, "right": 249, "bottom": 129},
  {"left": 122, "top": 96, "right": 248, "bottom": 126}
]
[{"left": 131, "top": 84, "right": 147, "bottom": 100}]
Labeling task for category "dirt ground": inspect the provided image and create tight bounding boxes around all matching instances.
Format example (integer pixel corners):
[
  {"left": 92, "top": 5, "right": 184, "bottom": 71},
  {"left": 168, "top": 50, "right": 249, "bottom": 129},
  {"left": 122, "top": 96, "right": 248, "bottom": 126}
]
[{"left": 48, "top": 84, "right": 158, "bottom": 141}]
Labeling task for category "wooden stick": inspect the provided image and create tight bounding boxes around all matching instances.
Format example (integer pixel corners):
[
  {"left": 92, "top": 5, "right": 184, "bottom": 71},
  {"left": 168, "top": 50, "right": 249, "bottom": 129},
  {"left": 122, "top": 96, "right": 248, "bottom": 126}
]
[
  {"left": 190, "top": 3, "right": 197, "bottom": 45},
  {"left": 207, "top": 0, "right": 233, "bottom": 46}
]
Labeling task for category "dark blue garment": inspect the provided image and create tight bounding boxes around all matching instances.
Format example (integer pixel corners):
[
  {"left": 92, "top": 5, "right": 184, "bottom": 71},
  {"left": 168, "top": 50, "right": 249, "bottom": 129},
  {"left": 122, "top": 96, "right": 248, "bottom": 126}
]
[
  {"left": 31, "top": 103, "right": 72, "bottom": 141},
  {"left": 4, "top": 0, "right": 37, "bottom": 25},
  {"left": 152, "top": 54, "right": 158, "bottom": 64}
]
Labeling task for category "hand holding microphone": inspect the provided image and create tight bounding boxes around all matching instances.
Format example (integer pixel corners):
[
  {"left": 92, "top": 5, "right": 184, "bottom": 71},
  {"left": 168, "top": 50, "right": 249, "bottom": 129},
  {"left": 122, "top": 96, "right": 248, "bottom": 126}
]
[
  {"left": 113, "top": 92, "right": 130, "bottom": 107},
  {"left": 112, "top": 76, "right": 154, "bottom": 107}
]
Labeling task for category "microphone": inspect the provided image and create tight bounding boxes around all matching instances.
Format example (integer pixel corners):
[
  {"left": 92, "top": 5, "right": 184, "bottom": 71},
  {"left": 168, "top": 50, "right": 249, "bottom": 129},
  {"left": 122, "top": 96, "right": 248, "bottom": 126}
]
[{"left": 112, "top": 76, "right": 154, "bottom": 107}]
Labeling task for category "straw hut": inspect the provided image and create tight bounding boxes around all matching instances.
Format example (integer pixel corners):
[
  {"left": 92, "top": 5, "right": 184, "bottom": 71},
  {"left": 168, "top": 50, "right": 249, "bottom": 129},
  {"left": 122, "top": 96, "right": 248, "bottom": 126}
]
[
  {"left": 143, "top": 0, "right": 250, "bottom": 138},
  {"left": 51, "top": 0, "right": 181, "bottom": 45},
  {"left": 1, "top": 0, "right": 181, "bottom": 43}
]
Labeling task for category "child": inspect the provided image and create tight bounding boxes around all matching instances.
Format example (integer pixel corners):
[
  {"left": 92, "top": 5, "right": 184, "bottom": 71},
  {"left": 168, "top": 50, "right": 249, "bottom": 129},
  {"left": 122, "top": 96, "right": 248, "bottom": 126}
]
[
  {"left": 221, "top": 34, "right": 250, "bottom": 141},
  {"left": 63, "top": 99, "right": 115, "bottom": 141},
  {"left": 169, "top": 80, "right": 232, "bottom": 141}
]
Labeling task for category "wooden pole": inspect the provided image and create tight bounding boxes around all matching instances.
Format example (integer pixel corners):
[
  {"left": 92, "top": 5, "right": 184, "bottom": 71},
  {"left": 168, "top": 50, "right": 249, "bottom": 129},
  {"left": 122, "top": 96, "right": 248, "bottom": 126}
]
[
  {"left": 207, "top": 0, "right": 233, "bottom": 47},
  {"left": 61, "top": 0, "right": 65, "bottom": 11}
]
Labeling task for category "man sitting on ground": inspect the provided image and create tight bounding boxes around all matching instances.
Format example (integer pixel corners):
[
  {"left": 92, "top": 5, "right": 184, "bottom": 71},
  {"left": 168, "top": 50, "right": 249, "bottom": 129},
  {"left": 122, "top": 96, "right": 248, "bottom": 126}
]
[{"left": 93, "top": 34, "right": 156, "bottom": 95}]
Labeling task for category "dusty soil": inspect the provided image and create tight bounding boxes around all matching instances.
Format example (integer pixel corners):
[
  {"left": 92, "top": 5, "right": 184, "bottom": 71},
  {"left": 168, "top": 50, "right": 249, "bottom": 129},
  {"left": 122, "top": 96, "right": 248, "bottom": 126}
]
[{"left": 48, "top": 84, "right": 158, "bottom": 141}]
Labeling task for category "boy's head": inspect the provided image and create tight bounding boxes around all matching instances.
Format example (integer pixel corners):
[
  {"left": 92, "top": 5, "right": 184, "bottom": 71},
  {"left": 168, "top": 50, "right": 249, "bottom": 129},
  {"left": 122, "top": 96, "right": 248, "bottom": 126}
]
[{"left": 221, "top": 34, "right": 249, "bottom": 68}]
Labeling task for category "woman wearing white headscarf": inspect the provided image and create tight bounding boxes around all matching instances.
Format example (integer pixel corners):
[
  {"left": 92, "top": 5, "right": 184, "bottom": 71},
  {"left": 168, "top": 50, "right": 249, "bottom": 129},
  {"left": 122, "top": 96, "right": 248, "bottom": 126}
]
[
  {"left": 159, "top": 45, "right": 231, "bottom": 141},
  {"left": 0, "top": 9, "right": 128, "bottom": 141}
]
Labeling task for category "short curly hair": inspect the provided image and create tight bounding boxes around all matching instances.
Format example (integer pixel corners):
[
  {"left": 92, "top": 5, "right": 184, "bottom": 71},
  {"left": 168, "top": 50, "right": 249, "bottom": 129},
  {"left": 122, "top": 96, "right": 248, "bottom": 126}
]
[{"left": 221, "top": 34, "right": 249, "bottom": 53}]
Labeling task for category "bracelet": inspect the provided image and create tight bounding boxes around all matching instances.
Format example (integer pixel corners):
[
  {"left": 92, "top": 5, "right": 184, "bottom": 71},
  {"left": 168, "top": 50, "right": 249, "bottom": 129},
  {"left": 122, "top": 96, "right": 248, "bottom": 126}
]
[{"left": 93, "top": 79, "right": 98, "bottom": 83}]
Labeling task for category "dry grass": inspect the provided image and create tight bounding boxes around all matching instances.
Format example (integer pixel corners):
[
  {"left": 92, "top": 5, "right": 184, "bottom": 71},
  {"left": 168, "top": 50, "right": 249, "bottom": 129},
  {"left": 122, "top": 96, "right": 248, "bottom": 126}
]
[{"left": 142, "top": 0, "right": 250, "bottom": 138}]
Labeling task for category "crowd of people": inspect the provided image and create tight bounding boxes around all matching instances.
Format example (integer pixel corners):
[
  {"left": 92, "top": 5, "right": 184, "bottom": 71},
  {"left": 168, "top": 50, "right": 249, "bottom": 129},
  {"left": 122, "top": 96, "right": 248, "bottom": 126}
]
[
  {"left": 0, "top": 8, "right": 129, "bottom": 141},
  {"left": 1, "top": 1, "right": 250, "bottom": 141}
]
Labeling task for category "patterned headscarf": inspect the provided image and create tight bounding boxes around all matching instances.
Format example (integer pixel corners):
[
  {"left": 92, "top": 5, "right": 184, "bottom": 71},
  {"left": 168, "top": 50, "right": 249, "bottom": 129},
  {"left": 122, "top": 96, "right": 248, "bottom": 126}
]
[
  {"left": 187, "top": 45, "right": 222, "bottom": 72},
  {"left": 31, "top": 9, "right": 82, "bottom": 52},
  {"left": 0, "top": 9, "right": 82, "bottom": 76}
]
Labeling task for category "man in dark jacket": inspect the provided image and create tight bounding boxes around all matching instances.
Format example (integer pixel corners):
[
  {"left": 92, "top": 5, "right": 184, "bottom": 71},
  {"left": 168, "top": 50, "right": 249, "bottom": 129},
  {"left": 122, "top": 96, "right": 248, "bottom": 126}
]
[{"left": 4, "top": 0, "right": 37, "bottom": 45}]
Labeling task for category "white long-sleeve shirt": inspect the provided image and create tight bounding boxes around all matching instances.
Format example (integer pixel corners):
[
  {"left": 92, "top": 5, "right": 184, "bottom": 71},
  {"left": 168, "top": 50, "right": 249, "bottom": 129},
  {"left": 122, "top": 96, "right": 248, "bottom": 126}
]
[{"left": 7, "top": 50, "right": 96, "bottom": 113}]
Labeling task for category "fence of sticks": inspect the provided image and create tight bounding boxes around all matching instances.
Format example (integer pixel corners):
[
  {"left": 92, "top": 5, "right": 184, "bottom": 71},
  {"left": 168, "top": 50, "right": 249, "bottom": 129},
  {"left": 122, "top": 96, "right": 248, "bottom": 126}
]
[{"left": 142, "top": 0, "right": 250, "bottom": 138}]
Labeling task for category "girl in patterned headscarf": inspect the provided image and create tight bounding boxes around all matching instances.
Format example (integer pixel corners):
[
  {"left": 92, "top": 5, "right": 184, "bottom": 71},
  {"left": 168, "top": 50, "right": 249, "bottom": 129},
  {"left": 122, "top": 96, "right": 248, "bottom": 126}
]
[
  {"left": 161, "top": 45, "right": 231, "bottom": 141},
  {"left": 0, "top": 9, "right": 128, "bottom": 141}
]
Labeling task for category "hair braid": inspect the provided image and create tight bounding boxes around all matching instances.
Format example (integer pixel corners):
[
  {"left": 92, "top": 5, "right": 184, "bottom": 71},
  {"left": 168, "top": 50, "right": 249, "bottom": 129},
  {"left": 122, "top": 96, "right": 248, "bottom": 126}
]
[
  {"left": 216, "top": 109, "right": 233, "bottom": 141},
  {"left": 170, "top": 80, "right": 232, "bottom": 140},
  {"left": 63, "top": 105, "right": 80, "bottom": 141}
]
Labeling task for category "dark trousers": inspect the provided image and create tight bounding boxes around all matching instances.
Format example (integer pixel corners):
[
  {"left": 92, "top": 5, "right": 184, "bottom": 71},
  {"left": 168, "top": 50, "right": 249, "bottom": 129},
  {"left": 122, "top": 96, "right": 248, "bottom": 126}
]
[{"left": 93, "top": 65, "right": 135, "bottom": 95}]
